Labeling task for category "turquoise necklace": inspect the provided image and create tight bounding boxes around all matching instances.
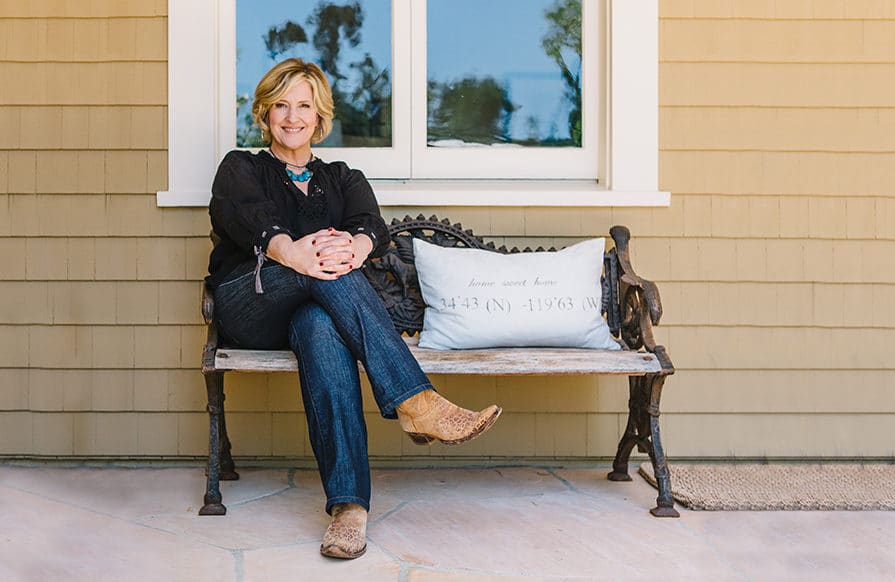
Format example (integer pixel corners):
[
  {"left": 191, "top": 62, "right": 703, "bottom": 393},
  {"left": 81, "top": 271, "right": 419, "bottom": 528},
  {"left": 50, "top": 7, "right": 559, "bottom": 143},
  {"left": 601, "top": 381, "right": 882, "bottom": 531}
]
[
  {"left": 285, "top": 166, "right": 312, "bottom": 182},
  {"left": 270, "top": 149, "right": 313, "bottom": 182}
]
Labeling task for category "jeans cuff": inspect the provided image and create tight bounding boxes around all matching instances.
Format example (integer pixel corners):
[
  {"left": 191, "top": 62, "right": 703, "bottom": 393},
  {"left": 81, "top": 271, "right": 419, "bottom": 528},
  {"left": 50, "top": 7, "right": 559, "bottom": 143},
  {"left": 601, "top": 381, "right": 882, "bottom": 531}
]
[
  {"left": 380, "top": 382, "right": 435, "bottom": 420},
  {"left": 325, "top": 496, "right": 370, "bottom": 515}
]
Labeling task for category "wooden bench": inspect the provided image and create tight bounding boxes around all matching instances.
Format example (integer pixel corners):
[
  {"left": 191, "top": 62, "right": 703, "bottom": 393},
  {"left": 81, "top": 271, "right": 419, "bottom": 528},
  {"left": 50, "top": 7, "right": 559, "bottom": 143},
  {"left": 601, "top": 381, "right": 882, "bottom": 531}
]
[{"left": 199, "top": 215, "right": 679, "bottom": 518}]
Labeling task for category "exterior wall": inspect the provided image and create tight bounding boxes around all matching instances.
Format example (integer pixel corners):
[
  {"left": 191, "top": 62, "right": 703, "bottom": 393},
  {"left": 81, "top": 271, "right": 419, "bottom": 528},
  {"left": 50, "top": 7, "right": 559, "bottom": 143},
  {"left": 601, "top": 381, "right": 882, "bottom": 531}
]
[
  {"left": 1, "top": 0, "right": 893, "bottom": 460},
  {"left": 653, "top": 0, "right": 895, "bottom": 457}
]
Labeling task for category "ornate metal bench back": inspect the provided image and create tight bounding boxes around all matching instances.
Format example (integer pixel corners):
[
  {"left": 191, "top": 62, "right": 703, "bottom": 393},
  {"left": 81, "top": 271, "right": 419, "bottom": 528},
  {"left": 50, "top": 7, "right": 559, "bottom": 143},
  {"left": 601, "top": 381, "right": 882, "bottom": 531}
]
[{"left": 362, "top": 215, "right": 622, "bottom": 338}]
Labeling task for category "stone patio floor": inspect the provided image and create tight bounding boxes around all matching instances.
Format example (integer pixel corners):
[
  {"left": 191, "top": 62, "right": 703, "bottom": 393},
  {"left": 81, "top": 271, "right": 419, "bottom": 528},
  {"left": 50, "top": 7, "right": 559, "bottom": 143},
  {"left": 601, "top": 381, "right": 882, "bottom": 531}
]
[{"left": 1, "top": 463, "right": 893, "bottom": 581}]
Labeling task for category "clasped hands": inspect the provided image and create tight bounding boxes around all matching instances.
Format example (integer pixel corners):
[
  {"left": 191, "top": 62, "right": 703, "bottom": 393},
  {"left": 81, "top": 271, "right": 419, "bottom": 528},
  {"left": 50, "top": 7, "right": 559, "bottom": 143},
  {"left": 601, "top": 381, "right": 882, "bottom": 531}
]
[{"left": 266, "top": 228, "right": 373, "bottom": 280}]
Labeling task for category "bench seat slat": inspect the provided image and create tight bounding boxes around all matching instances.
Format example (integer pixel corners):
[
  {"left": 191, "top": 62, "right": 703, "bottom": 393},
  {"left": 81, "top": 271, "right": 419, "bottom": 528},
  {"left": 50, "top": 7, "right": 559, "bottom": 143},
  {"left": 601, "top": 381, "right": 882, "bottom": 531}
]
[{"left": 215, "top": 338, "right": 662, "bottom": 376}]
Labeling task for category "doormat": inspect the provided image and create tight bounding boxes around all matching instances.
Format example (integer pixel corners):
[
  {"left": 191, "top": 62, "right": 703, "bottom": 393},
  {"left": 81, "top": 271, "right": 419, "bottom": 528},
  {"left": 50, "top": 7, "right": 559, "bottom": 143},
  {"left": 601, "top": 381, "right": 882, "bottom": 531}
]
[{"left": 638, "top": 462, "right": 895, "bottom": 511}]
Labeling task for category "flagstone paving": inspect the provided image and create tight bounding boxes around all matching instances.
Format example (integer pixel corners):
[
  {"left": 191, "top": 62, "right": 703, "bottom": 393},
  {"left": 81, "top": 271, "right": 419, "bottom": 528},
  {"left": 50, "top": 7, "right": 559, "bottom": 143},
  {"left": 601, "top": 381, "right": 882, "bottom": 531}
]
[{"left": 1, "top": 464, "right": 893, "bottom": 581}]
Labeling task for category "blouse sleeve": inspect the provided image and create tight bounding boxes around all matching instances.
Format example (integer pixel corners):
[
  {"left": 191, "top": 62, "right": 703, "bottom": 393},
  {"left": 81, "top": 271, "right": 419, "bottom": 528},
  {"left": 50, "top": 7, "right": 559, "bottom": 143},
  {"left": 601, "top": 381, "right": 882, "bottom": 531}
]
[
  {"left": 209, "top": 151, "right": 295, "bottom": 254},
  {"left": 336, "top": 165, "right": 391, "bottom": 258}
]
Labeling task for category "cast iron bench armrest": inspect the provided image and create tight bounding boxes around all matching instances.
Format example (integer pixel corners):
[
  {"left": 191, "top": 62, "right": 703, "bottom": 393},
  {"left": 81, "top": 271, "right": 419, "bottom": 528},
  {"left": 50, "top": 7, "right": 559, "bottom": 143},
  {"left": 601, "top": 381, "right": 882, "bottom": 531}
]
[{"left": 610, "top": 226, "right": 673, "bottom": 373}]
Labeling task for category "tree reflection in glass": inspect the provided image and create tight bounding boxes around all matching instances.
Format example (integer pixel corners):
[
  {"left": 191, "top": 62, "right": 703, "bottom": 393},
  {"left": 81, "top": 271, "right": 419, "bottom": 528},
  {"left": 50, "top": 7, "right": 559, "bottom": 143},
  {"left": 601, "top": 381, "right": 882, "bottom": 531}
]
[
  {"left": 427, "top": 0, "right": 582, "bottom": 148},
  {"left": 236, "top": 0, "right": 392, "bottom": 148}
]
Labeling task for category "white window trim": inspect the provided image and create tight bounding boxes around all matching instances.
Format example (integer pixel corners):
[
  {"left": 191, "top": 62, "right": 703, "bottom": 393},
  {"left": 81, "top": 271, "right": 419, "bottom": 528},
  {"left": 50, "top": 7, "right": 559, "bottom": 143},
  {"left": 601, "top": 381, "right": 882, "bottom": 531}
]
[{"left": 157, "top": 0, "right": 668, "bottom": 207}]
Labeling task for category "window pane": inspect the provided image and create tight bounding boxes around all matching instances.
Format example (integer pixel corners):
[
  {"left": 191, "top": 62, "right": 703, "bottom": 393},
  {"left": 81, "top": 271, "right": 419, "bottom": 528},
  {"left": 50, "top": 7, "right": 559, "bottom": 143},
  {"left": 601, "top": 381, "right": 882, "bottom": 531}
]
[
  {"left": 427, "top": 0, "right": 582, "bottom": 148},
  {"left": 236, "top": 0, "right": 392, "bottom": 148}
]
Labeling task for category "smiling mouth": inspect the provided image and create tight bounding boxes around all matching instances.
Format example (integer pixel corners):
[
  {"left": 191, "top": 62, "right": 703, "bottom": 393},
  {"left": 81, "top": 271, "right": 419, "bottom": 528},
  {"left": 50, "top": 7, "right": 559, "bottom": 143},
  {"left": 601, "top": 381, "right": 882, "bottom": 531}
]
[{"left": 282, "top": 127, "right": 305, "bottom": 134}]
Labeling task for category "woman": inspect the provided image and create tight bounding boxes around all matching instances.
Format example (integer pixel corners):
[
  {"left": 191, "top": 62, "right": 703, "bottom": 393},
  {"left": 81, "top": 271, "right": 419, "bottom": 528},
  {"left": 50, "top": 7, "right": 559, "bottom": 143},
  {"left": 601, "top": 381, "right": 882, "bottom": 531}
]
[{"left": 207, "top": 58, "right": 501, "bottom": 559}]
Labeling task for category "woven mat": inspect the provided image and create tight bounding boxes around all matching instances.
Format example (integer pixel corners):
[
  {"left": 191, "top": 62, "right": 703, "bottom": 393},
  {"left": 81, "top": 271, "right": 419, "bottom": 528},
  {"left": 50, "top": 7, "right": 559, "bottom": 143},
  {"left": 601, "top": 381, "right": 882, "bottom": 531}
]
[{"left": 638, "top": 462, "right": 895, "bottom": 511}]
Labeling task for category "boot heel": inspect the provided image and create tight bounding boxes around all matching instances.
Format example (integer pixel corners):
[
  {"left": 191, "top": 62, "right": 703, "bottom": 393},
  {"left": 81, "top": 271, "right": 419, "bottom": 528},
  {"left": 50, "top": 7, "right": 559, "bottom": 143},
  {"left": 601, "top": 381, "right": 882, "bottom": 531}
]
[{"left": 407, "top": 433, "right": 436, "bottom": 445}]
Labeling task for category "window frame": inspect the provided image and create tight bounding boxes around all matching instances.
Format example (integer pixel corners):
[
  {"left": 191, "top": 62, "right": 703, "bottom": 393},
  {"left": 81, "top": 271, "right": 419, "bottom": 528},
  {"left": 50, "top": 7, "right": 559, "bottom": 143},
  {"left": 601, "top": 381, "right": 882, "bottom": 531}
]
[{"left": 157, "top": 0, "right": 668, "bottom": 207}]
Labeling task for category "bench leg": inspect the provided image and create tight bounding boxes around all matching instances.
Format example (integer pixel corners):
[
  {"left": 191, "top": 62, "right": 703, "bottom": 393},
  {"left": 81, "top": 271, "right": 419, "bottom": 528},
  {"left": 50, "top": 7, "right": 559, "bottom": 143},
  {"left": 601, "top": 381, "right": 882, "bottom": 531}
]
[
  {"left": 199, "top": 371, "right": 227, "bottom": 516},
  {"left": 607, "top": 377, "right": 643, "bottom": 482},
  {"left": 645, "top": 374, "right": 678, "bottom": 517},
  {"left": 219, "top": 398, "right": 239, "bottom": 482},
  {"left": 607, "top": 374, "right": 679, "bottom": 518}
]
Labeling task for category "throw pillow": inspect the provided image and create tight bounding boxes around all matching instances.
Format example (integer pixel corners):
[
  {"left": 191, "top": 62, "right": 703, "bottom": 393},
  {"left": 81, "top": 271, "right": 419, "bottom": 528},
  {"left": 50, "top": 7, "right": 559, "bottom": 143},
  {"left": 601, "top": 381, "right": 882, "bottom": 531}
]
[{"left": 412, "top": 237, "right": 620, "bottom": 350}]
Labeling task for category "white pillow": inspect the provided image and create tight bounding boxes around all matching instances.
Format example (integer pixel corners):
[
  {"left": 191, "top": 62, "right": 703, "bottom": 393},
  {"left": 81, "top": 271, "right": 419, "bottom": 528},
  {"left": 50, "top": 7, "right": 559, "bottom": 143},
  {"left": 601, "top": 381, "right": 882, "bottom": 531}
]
[{"left": 413, "top": 238, "right": 620, "bottom": 350}]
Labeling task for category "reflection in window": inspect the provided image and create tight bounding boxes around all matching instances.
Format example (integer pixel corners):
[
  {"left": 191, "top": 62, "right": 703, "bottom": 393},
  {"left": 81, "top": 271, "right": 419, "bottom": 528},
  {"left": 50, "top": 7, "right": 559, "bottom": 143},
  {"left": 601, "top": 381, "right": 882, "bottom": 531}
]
[
  {"left": 236, "top": 0, "right": 392, "bottom": 148},
  {"left": 427, "top": 0, "right": 582, "bottom": 148}
]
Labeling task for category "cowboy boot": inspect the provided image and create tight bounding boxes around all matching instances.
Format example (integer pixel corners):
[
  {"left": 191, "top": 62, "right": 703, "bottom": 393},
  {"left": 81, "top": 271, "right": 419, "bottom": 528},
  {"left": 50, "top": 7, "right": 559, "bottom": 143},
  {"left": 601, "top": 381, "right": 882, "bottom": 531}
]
[
  {"left": 397, "top": 389, "right": 502, "bottom": 445},
  {"left": 320, "top": 502, "right": 367, "bottom": 559}
]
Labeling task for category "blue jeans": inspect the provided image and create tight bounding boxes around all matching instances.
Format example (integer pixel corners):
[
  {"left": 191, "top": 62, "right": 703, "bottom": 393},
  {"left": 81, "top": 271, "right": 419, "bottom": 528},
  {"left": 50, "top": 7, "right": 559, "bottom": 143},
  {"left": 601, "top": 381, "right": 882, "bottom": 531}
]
[{"left": 213, "top": 261, "right": 433, "bottom": 513}]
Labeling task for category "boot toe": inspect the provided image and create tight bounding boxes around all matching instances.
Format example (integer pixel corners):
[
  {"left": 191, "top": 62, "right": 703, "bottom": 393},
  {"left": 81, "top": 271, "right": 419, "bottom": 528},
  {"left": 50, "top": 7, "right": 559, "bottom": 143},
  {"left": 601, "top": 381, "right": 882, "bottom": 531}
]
[
  {"left": 441, "top": 404, "right": 502, "bottom": 445},
  {"left": 320, "top": 541, "right": 367, "bottom": 559},
  {"left": 320, "top": 504, "right": 367, "bottom": 559}
]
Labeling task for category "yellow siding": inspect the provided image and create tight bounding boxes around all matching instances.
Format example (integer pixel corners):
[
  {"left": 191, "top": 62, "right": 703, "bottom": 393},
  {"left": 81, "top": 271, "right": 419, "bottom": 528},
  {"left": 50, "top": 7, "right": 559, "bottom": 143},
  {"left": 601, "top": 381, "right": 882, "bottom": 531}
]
[
  {"left": 1, "top": 1, "right": 894, "bottom": 460},
  {"left": 650, "top": 0, "right": 895, "bottom": 458}
]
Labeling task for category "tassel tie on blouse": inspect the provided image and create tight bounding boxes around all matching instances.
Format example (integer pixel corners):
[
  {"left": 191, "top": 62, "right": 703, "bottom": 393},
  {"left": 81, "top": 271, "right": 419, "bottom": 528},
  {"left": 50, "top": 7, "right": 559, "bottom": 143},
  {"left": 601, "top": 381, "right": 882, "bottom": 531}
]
[{"left": 253, "top": 245, "right": 265, "bottom": 294}]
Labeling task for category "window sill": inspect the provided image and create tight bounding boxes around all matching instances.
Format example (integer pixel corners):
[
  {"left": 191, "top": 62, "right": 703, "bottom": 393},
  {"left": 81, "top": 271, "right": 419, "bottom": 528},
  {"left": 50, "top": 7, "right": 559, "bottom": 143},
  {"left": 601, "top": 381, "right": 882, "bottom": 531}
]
[
  {"left": 371, "top": 181, "right": 670, "bottom": 207},
  {"left": 157, "top": 182, "right": 670, "bottom": 208}
]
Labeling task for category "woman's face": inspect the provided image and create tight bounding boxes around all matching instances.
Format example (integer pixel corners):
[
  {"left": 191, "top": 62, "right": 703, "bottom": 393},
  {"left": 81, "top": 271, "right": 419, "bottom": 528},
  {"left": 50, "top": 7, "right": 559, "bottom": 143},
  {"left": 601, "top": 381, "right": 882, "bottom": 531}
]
[{"left": 268, "top": 80, "right": 318, "bottom": 152}]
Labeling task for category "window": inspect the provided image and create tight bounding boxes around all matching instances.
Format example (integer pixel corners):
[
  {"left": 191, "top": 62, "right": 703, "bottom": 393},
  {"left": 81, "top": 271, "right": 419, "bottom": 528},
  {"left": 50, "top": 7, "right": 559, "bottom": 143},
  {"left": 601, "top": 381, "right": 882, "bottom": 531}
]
[
  {"left": 235, "top": 0, "right": 408, "bottom": 176},
  {"left": 159, "top": 0, "right": 667, "bottom": 206},
  {"left": 414, "top": 0, "right": 599, "bottom": 180},
  {"left": 236, "top": 0, "right": 394, "bottom": 150},
  {"left": 233, "top": 0, "right": 598, "bottom": 180}
]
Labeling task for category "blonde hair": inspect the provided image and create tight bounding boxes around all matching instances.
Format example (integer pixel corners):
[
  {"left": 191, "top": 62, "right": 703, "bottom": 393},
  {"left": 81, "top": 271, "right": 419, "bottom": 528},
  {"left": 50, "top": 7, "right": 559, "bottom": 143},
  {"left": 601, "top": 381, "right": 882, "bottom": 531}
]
[{"left": 252, "top": 58, "right": 335, "bottom": 145}]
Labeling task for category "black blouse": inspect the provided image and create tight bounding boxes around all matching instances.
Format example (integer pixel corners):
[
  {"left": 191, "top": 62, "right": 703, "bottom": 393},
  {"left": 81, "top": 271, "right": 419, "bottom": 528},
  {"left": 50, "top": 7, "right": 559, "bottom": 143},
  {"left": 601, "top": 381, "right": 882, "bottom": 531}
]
[{"left": 206, "top": 149, "right": 390, "bottom": 288}]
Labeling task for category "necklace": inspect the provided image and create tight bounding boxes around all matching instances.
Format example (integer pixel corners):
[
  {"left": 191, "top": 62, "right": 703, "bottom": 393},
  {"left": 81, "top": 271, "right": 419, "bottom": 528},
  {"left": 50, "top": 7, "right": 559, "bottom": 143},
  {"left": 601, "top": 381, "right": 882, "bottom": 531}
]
[
  {"left": 285, "top": 166, "right": 312, "bottom": 182},
  {"left": 270, "top": 149, "right": 314, "bottom": 182}
]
